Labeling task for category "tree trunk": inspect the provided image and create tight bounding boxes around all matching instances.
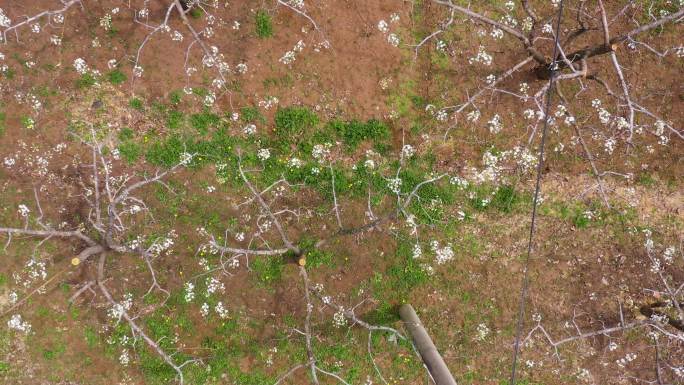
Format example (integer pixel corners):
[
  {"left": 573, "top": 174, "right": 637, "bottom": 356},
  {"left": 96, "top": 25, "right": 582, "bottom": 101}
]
[{"left": 399, "top": 304, "right": 457, "bottom": 385}]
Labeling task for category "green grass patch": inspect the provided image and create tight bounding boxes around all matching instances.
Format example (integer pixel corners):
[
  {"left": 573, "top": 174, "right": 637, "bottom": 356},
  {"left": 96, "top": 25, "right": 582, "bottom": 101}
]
[
  {"left": 274, "top": 106, "right": 319, "bottom": 144},
  {"left": 129, "top": 97, "right": 144, "bottom": 111},
  {"left": 190, "top": 111, "right": 220, "bottom": 135},
  {"left": 76, "top": 73, "right": 97, "bottom": 88},
  {"left": 255, "top": 10, "right": 274, "bottom": 38},
  {"left": 328, "top": 119, "right": 390, "bottom": 150},
  {"left": 106, "top": 69, "right": 127, "bottom": 85},
  {"left": 251, "top": 255, "right": 284, "bottom": 286},
  {"left": 0, "top": 111, "right": 5, "bottom": 136}
]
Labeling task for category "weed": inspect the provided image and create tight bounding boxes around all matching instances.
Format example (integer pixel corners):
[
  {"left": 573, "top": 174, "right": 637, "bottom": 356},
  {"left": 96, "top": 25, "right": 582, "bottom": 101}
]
[
  {"left": 106, "top": 69, "right": 127, "bottom": 85},
  {"left": 166, "top": 110, "right": 185, "bottom": 130},
  {"left": 84, "top": 326, "right": 99, "bottom": 348},
  {"left": 0, "top": 111, "right": 5, "bottom": 136},
  {"left": 274, "top": 106, "right": 319, "bottom": 144},
  {"left": 190, "top": 111, "right": 220, "bottom": 135},
  {"left": 491, "top": 185, "right": 520, "bottom": 213},
  {"left": 255, "top": 10, "right": 274, "bottom": 38},
  {"left": 76, "top": 73, "right": 97, "bottom": 88},
  {"left": 251, "top": 255, "right": 284, "bottom": 286},
  {"left": 129, "top": 97, "right": 144, "bottom": 111},
  {"left": 118, "top": 127, "right": 135, "bottom": 141},
  {"left": 328, "top": 119, "right": 390, "bottom": 150},
  {"left": 118, "top": 141, "right": 142, "bottom": 163},
  {"left": 240, "top": 106, "right": 265, "bottom": 124},
  {"left": 169, "top": 90, "right": 183, "bottom": 105}
]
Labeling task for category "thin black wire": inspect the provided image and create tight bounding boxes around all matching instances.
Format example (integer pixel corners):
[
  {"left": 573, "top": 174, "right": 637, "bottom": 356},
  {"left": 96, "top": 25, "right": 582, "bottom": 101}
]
[{"left": 509, "top": 2, "right": 565, "bottom": 384}]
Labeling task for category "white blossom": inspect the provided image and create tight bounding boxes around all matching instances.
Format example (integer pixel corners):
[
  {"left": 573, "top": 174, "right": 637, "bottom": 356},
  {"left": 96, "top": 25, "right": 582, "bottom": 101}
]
[
  {"left": 475, "top": 323, "right": 489, "bottom": 340},
  {"left": 243, "top": 124, "right": 256, "bottom": 135},
  {"left": 215, "top": 301, "right": 229, "bottom": 318},
  {"left": 184, "top": 282, "right": 195, "bottom": 302},
  {"left": 401, "top": 144, "right": 415, "bottom": 158},
  {"left": 18, "top": 204, "right": 30, "bottom": 217},
  {"left": 0, "top": 8, "right": 12, "bottom": 28},
  {"left": 387, "top": 33, "right": 400, "bottom": 47},
  {"left": 119, "top": 350, "right": 130, "bottom": 366},
  {"left": 333, "top": 308, "right": 346, "bottom": 327},
  {"left": 387, "top": 177, "right": 402, "bottom": 194},
  {"left": 257, "top": 148, "right": 271, "bottom": 161},
  {"left": 73, "top": 58, "right": 88, "bottom": 74},
  {"left": 487, "top": 114, "right": 503, "bottom": 134},
  {"left": 7, "top": 314, "right": 31, "bottom": 334},
  {"left": 377, "top": 20, "right": 389, "bottom": 33}
]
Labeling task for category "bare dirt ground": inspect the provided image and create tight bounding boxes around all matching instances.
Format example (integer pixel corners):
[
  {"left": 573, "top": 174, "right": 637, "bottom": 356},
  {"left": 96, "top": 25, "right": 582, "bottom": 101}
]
[{"left": 0, "top": 1, "right": 682, "bottom": 385}]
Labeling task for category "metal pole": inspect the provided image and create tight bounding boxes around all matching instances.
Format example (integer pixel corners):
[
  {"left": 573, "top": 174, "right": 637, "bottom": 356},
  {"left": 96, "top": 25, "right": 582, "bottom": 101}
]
[{"left": 399, "top": 304, "right": 457, "bottom": 385}]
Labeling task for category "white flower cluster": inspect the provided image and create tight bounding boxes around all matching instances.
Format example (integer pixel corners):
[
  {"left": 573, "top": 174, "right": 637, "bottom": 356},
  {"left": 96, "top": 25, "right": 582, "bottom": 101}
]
[
  {"left": 200, "top": 91, "right": 217, "bottom": 107},
  {"left": 469, "top": 46, "right": 493, "bottom": 66},
  {"left": 279, "top": 40, "right": 305, "bottom": 65},
  {"left": 184, "top": 282, "right": 195, "bottom": 302},
  {"left": 554, "top": 104, "right": 575, "bottom": 126},
  {"left": 387, "top": 33, "right": 400, "bottom": 47},
  {"left": 676, "top": 46, "right": 684, "bottom": 58},
  {"left": 258, "top": 96, "right": 279, "bottom": 110},
  {"left": 285, "top": 0, "right": 305, "bottom": 9},
  {"left": 73, "top": 58, "right": 88, "bottom": 75},
  {"left": 387, "top": 177, "right": 402, "bottom": 194},
  {"left": 18, "top": 204, "right": 30, "bottom": 217},
  {"left": 466, "top": 110, "right": 480, "bottom": 123},
  {"left": 653, "top": 120, "right": 669, "bottom": 146},
  {"left": 148, "top": 231, "right": 176, "bottom": 256},
  {"left": 107, "top": 293, "right": 133, "bottom": 322},
  {"left": 377, "top": 17, "right": 400, "bottom": 47},
  {"left": 436, "top": 39, "right": 447, "bottom": 53},
  {"left": 0, "top": 8, "right": 12, "bottom": 28},
  {"left": 615, "top": 352, "right": 637, "bottom": 368},
  {"left": 288, "top": 157, "right": 303, "bottom": 169},
  {"left": 603, "top": 137, "right": 616, "bottom": 155},
  {"left": 279, "top": 50, "right": 296, "bottom": 65},
  {"left": 475, "top": 323, "right": 489, "bottom": 341},
  {"left": 257, "top": 148, "right": 271, "bottom": 161},
  {"left": 430, "top": 240, "right": 454, "bottom": 264},
  {"left": 425, "top": 104, "right": 450, "bottom": 122},
  {"left": 500, "top": 14, "right": 517, "bottom": 28},
  {"left": 332, "top": 308, "right": 347, "bottom": 328},
  {"left": 25, "top": 258, "right": 47, "bottom": 284},
  {"left": 215, "top": 302, "right": 229, "bottom": 318},
  {"left": 519, "top": 82, "right": 529, "bottom": 95},
  {"left": 243, "top": 124, "right": 257, "bottom": 135},
  {"left": 206, "top": 277, "right": 225, "bottom": 295},
  {"left": 8, "top": 314, "right": 31, "bottom": 334},
  {"left": 180, "top": 152, "right": 194, "bottom": 165},
  {"left": 487, "top": 114, "right": 502, "bottom": 134},
  {"left": 99, "top": 13, "right": 113, "bottom": 31},
  {"left": 449, "top": 176, "right": 469, "bottom": 189},
  {"left": 377, "top": 20, "right": 389, "bottom": 34},
  {"left": 312, "top": 143, "right": 332, "bottom": 162},
  {"left": 401, "top": 144, "right": 415, "bottom": 158},
  {"left": 412, "top": 243, "right": 422, "bottom": 259},
  {"left": 119, "top": 349, "right": 130, "bottom": 366}
]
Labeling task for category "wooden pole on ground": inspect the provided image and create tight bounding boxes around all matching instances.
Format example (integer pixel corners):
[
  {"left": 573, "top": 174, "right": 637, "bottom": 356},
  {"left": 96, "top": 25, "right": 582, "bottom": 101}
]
[{"left": 399, "top": 304, "right": 457, "bottom": 385}]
